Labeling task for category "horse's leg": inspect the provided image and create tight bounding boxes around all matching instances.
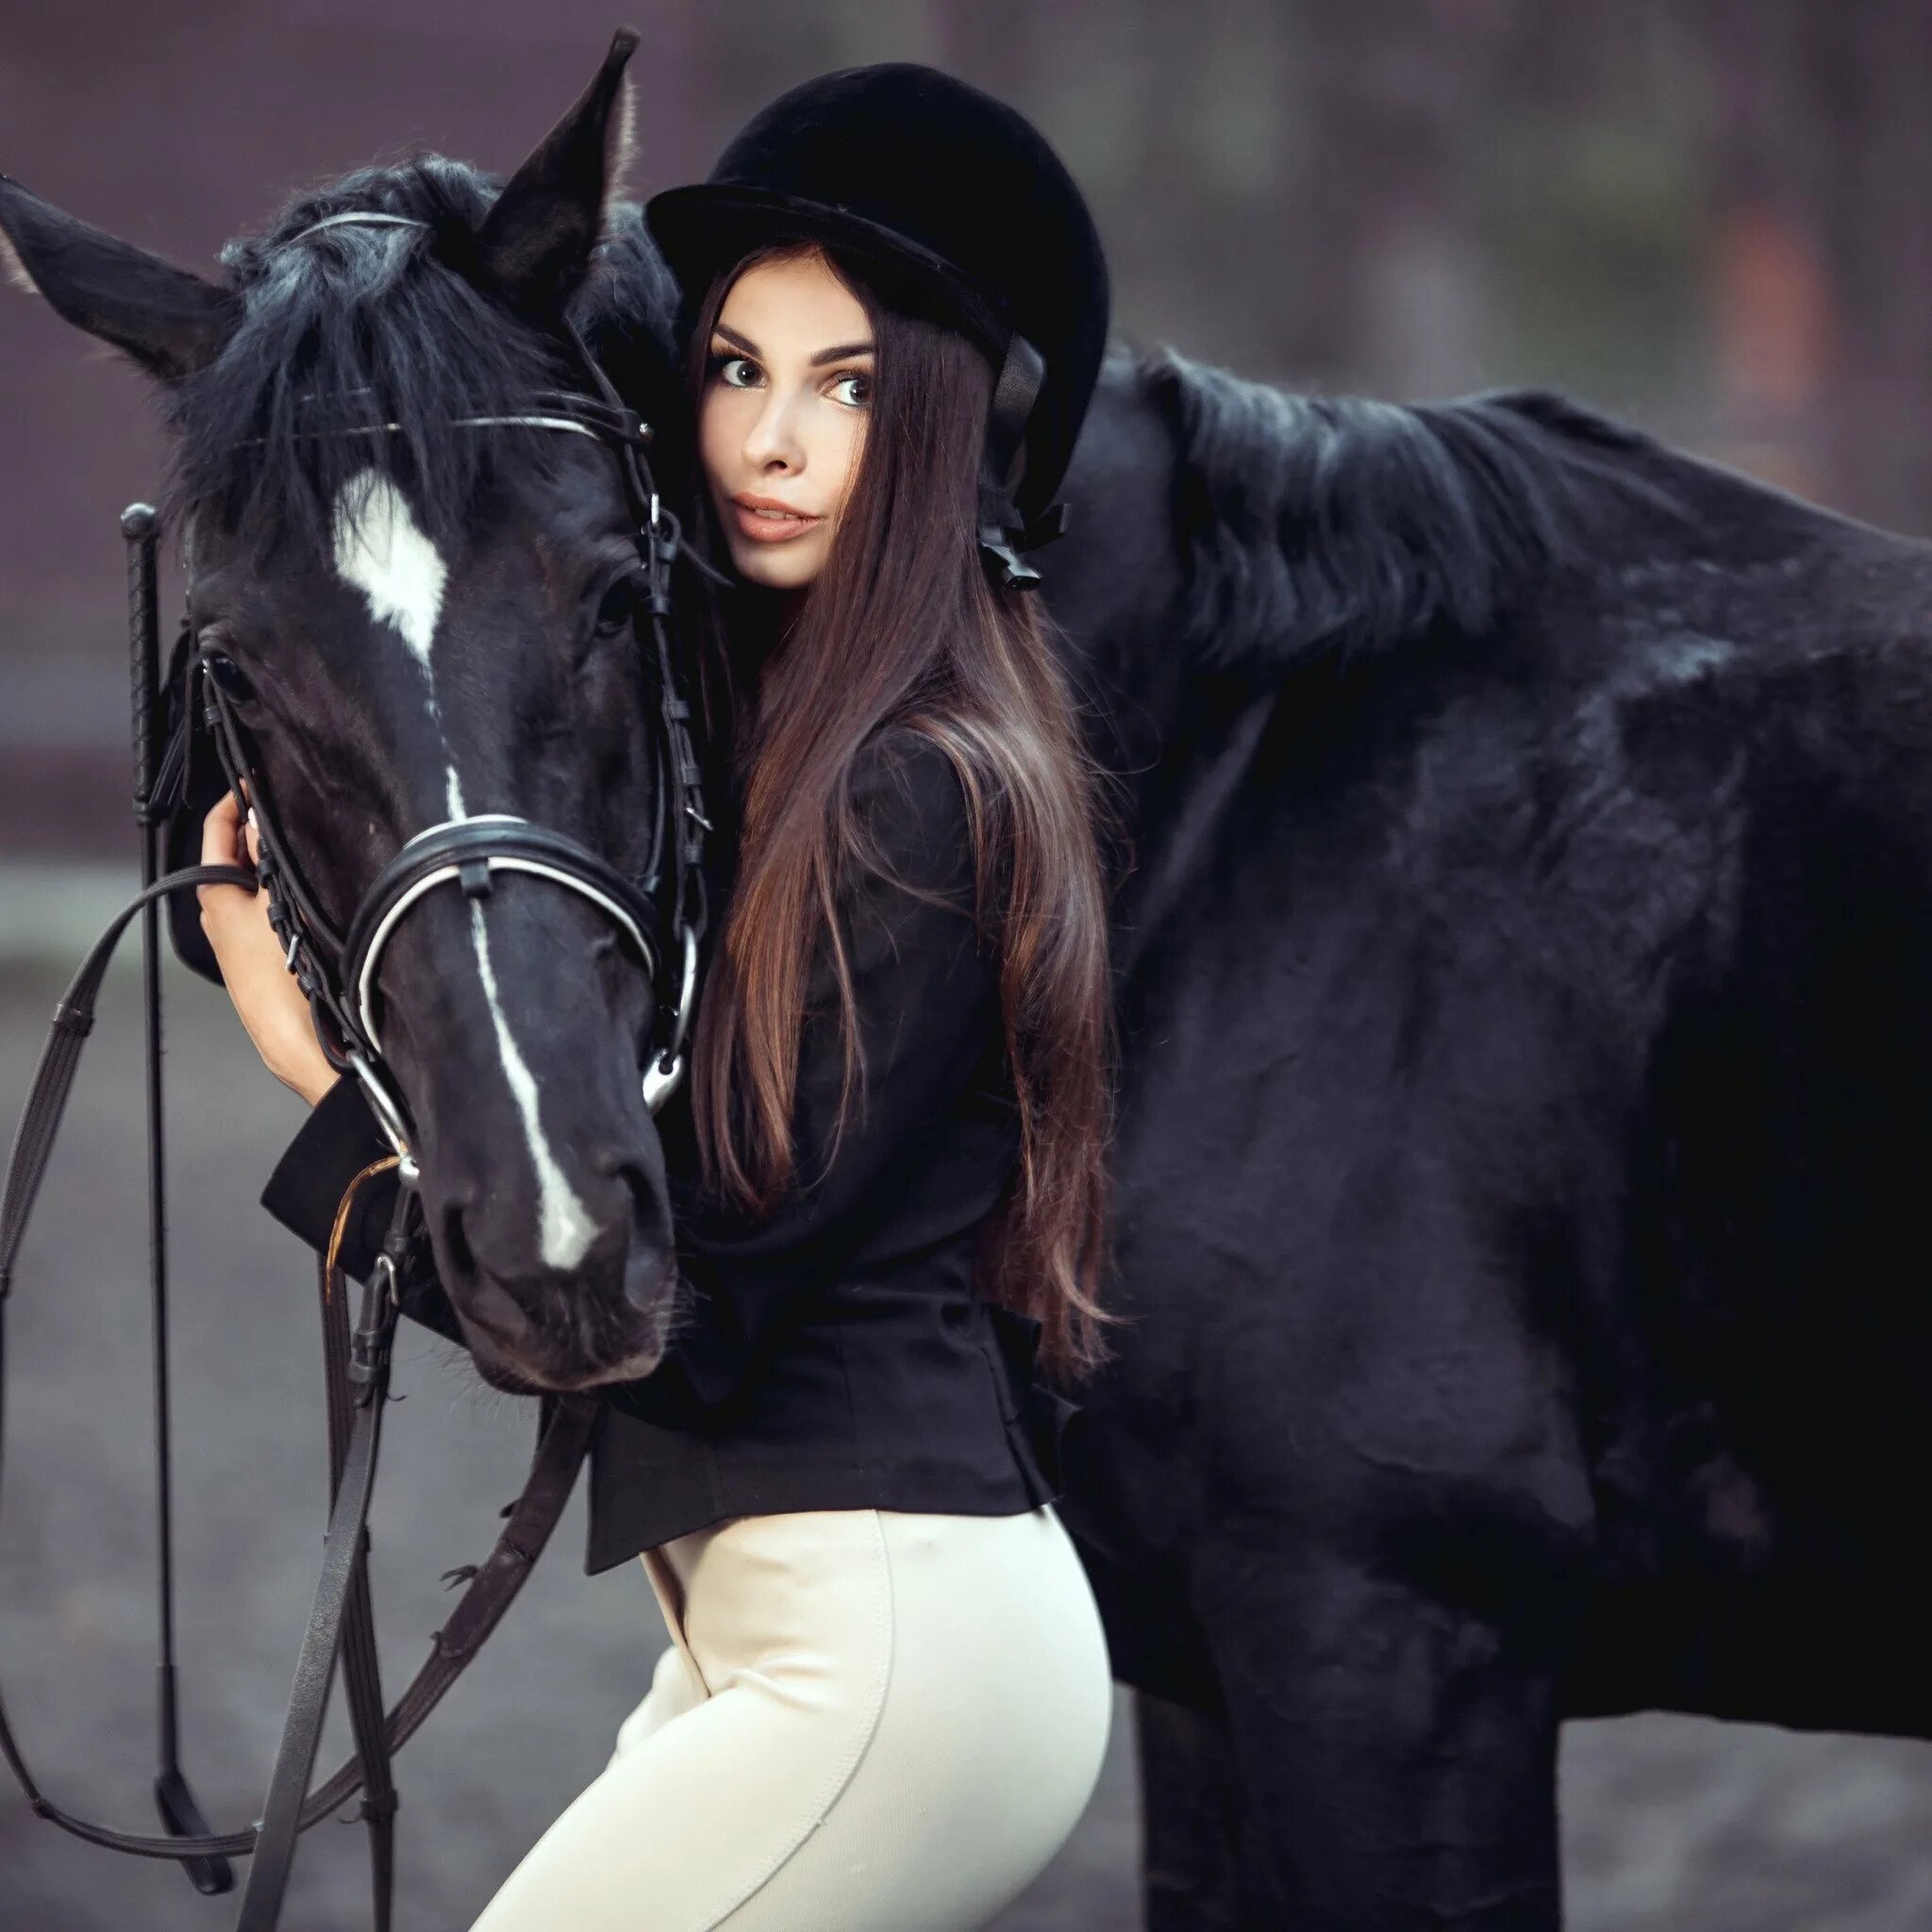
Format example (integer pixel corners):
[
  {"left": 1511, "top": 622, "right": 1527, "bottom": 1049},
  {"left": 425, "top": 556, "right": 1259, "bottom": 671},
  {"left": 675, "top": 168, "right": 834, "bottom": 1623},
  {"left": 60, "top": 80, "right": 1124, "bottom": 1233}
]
[
  {"left": 1135, "top": 1690, "right": 1248, "bottom": 1932},
  {"left": 1191, "top": 1541, "right": 1568, "bottom": 1931}
]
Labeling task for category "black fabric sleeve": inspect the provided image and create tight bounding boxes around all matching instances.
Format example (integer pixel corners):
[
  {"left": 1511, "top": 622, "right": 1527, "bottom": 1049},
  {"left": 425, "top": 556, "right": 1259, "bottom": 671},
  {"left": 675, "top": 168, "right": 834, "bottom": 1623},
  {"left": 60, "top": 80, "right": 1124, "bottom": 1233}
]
[
  {"left": 258, "top": 1073, "right": 468, "bottom": 1346},
  {"left": 602, "top": 726, "right": 1003, "bottom": 1423}
]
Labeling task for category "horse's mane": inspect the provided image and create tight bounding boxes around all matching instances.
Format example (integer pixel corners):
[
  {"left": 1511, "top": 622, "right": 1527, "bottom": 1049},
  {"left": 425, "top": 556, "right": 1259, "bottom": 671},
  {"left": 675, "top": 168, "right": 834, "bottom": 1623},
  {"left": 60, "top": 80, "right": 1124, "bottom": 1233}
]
[
  {"left": 158, "top": 154, "right": 678, "bottom": 569},
  {"left": 1135, "top": 347, "right": 1690, "bottom": 682}
]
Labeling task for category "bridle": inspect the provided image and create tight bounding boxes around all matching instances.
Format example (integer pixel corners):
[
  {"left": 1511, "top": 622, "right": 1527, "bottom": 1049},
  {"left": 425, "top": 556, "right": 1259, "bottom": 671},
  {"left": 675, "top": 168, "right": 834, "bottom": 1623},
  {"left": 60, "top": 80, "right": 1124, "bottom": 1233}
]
[
  {"left": 186, "top": 374, "right": 710, "bottom": 1157},
  {"left": 186, "top": 252, "right": 716, "bottom": 1160},
  {"left": 0, "top": 210, "right": 724, "bottom": 1929}
]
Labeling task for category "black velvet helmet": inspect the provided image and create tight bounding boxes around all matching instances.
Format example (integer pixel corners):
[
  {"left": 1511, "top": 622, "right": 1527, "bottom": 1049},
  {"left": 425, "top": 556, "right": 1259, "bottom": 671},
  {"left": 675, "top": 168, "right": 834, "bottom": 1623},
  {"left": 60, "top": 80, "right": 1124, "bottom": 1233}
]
[{"left": 644, "top": 62, "right": 1109, "bottom": 587}]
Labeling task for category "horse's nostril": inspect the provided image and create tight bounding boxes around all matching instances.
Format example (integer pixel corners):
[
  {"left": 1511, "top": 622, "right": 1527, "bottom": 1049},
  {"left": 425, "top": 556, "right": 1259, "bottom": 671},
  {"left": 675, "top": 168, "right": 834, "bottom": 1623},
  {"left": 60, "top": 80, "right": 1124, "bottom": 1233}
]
[
  {"left": 621, "top": 1239, "right": 676, "bottom": 1319},
  {"left": 591, "top": 1155, "right": 653, "bottom": 1219},
  {"left": 437, "top": 1200, "right": 535, "bottom": 1344}
]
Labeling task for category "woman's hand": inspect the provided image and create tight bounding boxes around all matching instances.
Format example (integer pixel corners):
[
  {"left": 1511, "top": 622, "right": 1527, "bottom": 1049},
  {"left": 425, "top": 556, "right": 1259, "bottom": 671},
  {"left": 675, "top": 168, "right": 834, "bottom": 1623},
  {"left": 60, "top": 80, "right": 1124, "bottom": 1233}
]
[{"left": 196, "top": 787, "right": 341, "bottom": 1108}]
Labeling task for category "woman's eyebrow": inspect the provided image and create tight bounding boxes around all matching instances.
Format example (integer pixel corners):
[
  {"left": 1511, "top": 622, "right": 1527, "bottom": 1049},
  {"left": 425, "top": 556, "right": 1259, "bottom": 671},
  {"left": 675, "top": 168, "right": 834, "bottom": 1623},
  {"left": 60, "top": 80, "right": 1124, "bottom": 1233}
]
[{"left": 710, "top": 324, "right": 874, "bottom": 366}]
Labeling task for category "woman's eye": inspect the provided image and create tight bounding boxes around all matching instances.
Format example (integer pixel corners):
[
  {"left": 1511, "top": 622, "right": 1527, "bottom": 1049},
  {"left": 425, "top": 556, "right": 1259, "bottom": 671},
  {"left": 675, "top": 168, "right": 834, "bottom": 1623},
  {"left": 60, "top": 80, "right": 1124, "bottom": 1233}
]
[
  {"left": 827, "top": 372, "right": 872, "bottom": 408},
  {"left": 713, "top": 354, "right": 760, "bottom": 389}
]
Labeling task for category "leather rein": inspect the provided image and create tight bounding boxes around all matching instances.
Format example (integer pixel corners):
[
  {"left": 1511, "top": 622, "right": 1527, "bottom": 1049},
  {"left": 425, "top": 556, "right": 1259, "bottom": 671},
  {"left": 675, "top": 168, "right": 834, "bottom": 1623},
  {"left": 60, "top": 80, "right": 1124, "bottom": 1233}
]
[{"left": 0, "top": 219, "right": 720, "bottom": 1930}]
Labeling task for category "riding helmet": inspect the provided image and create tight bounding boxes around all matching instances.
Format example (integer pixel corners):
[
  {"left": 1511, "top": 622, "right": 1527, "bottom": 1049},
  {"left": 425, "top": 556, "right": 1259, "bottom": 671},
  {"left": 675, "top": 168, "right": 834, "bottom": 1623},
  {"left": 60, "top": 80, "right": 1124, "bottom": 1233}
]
[{"left": 644, "top": 63, "right": 1110, "bottom": 585}]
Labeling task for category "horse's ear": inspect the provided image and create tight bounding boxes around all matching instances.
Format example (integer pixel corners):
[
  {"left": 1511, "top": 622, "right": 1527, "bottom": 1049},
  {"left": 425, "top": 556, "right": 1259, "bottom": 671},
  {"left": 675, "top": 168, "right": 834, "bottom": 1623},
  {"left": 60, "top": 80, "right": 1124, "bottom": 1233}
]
[
  {"left": 467, "top": 26, "right": 640, "bottom": 317},
  {"left": 0, "top": 174, "right": 239, "bottom": 380}
]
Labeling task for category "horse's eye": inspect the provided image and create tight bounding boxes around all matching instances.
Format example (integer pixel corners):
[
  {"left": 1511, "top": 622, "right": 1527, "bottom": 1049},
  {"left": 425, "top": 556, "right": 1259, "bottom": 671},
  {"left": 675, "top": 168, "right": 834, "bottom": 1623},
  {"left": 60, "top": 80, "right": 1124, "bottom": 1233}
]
[
  {"left": 592, "top": 573, "right": 641, "bottom": 640},
  {"left": 206, "top": 653, "right": 257, "bottom": 703}
]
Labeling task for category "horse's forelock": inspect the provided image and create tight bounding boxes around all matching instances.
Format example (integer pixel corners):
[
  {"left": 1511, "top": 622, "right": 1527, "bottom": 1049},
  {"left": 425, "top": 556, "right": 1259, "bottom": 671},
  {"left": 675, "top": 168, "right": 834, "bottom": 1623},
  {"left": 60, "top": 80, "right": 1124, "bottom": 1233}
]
[{"left": 155, "top": 154, "right": 673, "bottom": 575}]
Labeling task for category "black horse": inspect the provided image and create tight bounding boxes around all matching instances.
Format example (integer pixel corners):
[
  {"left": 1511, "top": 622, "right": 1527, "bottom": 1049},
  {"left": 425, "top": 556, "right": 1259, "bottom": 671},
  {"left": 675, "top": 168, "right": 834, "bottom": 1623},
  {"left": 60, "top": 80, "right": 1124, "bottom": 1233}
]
[
  {"left": 9, "top": 37, "right": 1932, "bottom": 1932},
  {"left": 3, "top": 45, "right": 696, "bottom": 1401}
]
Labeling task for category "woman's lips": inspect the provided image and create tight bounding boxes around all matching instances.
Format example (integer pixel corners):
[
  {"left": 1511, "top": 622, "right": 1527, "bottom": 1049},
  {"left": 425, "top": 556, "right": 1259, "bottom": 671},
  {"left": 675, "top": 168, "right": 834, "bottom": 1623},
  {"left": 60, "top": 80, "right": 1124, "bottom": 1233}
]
[{"left": 729, "top": 496, "right": 825, "bottom": 543}]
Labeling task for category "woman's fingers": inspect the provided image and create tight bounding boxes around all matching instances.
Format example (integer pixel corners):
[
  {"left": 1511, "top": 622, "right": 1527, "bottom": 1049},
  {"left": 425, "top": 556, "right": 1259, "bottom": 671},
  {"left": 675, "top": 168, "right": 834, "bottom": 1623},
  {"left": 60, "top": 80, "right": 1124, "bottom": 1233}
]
[
  {"left": 200, "top": 787, "right": 242, "bottom": 867},
  {"left": 195, "top": 787, "right": 262, "bottom": 916},
  {"left": 197, "top": 795, "right": 243, "bottom": 913},
  {"left": 198, "top": 784, "right": 260, "bottom": 869},
  {"left": 236, "top": 776, "right": 257, "bottom": 862}
]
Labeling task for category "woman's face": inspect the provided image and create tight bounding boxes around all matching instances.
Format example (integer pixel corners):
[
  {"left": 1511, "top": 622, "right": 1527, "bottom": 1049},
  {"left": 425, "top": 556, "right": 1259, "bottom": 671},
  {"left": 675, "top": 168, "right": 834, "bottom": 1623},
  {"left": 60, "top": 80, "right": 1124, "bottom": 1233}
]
[{"left": 698, "top": 248, "right": 874, "bottom": 592}]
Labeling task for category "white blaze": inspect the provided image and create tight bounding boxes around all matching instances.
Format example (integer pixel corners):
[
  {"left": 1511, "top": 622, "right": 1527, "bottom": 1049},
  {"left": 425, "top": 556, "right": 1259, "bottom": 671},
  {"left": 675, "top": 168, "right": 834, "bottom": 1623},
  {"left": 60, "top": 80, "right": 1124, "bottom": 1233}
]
[
  {"left": 330, "top": 469, "right": 598, "bottom": 1275},
  {"left": 467, "top": 896, "right": 600, "bottom": 1273}
]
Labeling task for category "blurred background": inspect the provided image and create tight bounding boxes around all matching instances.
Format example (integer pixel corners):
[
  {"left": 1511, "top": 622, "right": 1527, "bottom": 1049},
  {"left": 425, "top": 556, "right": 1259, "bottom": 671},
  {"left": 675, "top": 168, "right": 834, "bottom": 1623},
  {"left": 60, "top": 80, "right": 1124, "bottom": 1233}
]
[{"left": 6, "top": 3, "right": 1932, "bottom": 1927}]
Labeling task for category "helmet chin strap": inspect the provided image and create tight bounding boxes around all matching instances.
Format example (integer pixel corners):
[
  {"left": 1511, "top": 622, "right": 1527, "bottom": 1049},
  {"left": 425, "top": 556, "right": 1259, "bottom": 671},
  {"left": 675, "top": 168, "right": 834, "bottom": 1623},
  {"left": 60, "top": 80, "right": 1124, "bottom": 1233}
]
[{"left": 977, "top": 332, "right": 1066, "bottom": 591}]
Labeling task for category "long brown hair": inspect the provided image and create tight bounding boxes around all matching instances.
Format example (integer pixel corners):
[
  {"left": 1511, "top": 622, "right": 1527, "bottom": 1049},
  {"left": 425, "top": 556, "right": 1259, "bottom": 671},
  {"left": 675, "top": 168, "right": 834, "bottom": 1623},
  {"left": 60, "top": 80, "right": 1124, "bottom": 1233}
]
[{"left": 677, "top": 241, "right": 1125, "bottom": 1384}]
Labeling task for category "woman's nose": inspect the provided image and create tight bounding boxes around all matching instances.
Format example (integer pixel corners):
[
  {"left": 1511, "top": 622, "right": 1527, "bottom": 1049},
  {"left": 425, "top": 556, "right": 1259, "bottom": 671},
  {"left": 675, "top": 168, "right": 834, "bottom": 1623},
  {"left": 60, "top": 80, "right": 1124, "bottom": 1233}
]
[{"left": 742, "top": 393, "right": 804, "bottom": 472}]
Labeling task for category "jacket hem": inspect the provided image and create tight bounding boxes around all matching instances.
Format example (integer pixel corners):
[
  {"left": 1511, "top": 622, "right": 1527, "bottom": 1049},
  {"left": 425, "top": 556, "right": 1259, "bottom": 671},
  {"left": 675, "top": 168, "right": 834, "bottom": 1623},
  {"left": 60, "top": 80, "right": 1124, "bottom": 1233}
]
[{"left": 583, "top": 1459, "right": 1060, "bottom": 1575}]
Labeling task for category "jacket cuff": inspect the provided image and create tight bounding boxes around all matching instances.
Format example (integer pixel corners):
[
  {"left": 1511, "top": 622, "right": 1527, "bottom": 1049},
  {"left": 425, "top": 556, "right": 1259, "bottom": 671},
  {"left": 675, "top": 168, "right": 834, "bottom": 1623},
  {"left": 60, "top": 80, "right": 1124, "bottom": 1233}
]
[
  {"left": 258, "top": 1075, "right": 467, "bottom": 1346},
  {"left": 259, "top": 1075, "right": 392, "bottom": 1267}
]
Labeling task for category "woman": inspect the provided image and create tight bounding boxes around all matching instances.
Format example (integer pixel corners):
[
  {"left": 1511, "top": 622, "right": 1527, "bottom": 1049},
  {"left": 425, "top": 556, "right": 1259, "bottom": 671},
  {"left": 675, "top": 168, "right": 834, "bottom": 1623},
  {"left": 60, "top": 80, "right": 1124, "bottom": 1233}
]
[{"left": 199, "top": 63, "right": 1124, "bottom": 1931}]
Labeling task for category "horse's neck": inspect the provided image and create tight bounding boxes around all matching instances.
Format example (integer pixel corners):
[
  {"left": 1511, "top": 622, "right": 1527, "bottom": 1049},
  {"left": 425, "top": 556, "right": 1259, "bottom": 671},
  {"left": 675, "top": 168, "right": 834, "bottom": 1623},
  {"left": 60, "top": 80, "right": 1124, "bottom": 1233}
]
[{"left": 1050, "top": 352, "right": 1707, "bottom": 774}]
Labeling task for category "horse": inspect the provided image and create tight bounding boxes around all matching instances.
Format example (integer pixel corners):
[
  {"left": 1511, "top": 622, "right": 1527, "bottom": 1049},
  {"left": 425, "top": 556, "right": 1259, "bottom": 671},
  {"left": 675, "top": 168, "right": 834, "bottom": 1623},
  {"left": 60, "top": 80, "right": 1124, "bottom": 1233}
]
[{"left": 11, "top": 34, "right": 1932, "bottom": 1932}]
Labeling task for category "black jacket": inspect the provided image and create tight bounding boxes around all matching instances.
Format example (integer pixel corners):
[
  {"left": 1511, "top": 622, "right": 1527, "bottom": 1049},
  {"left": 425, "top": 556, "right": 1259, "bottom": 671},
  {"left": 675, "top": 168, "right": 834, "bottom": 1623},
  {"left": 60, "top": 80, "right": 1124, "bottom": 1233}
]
[{"left": 258, "top": 726, "right": 1077, "bottom": 1572}]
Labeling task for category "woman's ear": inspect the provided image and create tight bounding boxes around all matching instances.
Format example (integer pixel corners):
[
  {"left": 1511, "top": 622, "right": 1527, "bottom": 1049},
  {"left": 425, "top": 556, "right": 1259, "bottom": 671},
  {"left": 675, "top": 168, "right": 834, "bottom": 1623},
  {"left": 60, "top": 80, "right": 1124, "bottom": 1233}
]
[{"left": 464, "top": 25, "right": 640, "bottom": 319}]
